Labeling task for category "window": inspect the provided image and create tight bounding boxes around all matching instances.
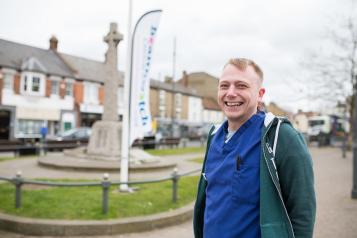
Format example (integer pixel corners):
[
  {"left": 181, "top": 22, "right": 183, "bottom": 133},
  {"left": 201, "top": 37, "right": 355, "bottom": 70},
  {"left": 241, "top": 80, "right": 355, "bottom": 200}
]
[
  {"left": 159, "top": 90, "right": 165, "bottom": 106},
  {"left": 65, "top": 82, "right": 73, "bottom": 96},
  {"left": 3, "top": 73, "right": 14, "bottom": 90},
  {"left": 158, "top": 90, "right": 166, "bottom": 118},
  {"left": 159, "top": 108, "right": 165, "bottom": 118},
  {"left": 51, "top": 81, "right": 59, "bottom": 95},
  {"left": 176, "top": 111, "right": 181, "bottom": 120},
  {"left": 32, "top": 77, "right": 40, "bottom": 92},
  {"left": 84, "top": 83, "right": 99, "bottom": 103},
  {"left": 17, "top": 119, "right": 44, "bottom": 136},
  {"left": 89, "top": 84, "right": 98, "bottom": 103},
  {"left": 23, "top": 76, "right": 28, "bottom": 91},
  {"left": 175, "top": 93, "right": 182, "bottom": 107},
  {"left": 21, "top": 73, "right": 44, "bottom": 95}
]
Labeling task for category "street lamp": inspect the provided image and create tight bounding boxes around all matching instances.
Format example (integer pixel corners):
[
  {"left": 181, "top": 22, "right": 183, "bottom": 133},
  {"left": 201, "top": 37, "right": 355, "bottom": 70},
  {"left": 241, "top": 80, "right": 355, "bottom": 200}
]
[
  {"left": 337, "top": 101, "right": 347, "bottom": 158},
  {"left": 352, "top": 75, "right": 357, "bottom": 199}
]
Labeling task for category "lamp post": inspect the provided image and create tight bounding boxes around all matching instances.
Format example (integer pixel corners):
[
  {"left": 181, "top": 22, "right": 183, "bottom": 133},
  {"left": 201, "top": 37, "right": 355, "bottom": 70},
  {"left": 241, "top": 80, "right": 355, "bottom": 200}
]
[
  {"left": 337, "top": 101, "right": 347, "bottom": 159},
  {"left": 352, "top": 75, "right": 357, "bottom": 199},
  {"left": 170, "top": 37, "right": 176, "bottom": 138}
]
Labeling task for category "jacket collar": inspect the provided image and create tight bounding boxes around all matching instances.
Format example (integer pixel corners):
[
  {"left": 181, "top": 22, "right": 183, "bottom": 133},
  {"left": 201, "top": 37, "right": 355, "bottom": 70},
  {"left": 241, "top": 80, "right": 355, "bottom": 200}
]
[
  {"left": 213, "top": 112, "right": 276, "bottom": 135},
  {"left": 264, "top": 112, "right": 276, "bottom": 127}
]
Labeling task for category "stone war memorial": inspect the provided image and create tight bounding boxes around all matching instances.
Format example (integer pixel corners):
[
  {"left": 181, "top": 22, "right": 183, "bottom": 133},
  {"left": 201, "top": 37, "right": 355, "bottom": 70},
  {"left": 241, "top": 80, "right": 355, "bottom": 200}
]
[{"left": 38, "top": 23, "right": 176, "bottom": 173}]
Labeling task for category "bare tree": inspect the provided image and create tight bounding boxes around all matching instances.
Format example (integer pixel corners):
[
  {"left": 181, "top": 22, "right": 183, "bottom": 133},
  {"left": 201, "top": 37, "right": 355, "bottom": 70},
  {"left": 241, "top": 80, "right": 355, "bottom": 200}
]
[{"left": 301, "top": 12, "right": 357, "bottom": 110}]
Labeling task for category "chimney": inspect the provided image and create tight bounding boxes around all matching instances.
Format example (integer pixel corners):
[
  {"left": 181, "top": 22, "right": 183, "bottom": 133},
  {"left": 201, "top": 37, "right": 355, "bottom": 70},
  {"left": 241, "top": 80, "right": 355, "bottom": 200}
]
[
  {"left": 182, "top": 70, "right": 188, "bottom": 87},
  {"left": 49, "top": 35, "right": 58, "bottom": 51}
]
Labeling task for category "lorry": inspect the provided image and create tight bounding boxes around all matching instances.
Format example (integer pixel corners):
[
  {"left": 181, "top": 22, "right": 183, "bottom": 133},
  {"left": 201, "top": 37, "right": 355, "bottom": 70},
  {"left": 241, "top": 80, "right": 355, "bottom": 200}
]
[{"left": 307, "top": 115, "right": 346, "bottom": 146}]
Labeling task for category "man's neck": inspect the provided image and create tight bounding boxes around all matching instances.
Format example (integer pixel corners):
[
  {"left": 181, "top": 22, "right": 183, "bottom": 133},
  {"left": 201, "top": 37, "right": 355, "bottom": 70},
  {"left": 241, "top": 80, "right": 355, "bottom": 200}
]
[{"left": 228, "top": 111, "right": 257, "bottom": 131}]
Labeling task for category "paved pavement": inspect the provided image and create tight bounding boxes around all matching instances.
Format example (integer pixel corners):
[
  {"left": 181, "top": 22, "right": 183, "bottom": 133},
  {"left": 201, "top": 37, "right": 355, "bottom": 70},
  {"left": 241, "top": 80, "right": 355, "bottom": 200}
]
[
  {"left": 1, "top": 147, "right": 357, "bottom": 237},
  {"left": 0, "top": 152, "right": 203, "bottom": 181}
]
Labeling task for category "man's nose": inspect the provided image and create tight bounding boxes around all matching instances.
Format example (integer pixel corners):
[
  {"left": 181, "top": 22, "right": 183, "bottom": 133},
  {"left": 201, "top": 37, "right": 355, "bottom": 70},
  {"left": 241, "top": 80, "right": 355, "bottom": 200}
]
[{"left": 226, "top": 85, "right": 236, "bottom": 96}]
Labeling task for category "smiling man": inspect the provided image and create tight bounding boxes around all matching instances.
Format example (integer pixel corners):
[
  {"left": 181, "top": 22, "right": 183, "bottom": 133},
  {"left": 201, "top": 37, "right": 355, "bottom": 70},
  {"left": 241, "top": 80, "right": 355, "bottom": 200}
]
[{"left": 193, "top": 58, "right": 316, "bottom": 238}]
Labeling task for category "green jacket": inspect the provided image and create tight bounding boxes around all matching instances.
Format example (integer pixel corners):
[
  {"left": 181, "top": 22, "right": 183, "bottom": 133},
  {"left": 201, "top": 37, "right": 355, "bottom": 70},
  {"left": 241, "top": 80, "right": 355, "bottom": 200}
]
[{"left": 193, "top": 113, "right": 316, "bottom": 238}]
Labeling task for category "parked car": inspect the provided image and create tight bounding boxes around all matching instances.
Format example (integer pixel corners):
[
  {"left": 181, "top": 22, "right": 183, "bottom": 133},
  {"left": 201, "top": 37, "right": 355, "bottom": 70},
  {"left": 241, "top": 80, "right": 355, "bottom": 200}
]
[{"left": 49, "top": 127, "right": 92, "bottom": 141}]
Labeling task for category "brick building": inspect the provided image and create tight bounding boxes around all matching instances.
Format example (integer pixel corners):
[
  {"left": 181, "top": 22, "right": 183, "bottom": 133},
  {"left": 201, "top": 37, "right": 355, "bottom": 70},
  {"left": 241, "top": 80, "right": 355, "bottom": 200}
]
[{"left": 0, "top": 26, "right": 222, "bottom": 141}]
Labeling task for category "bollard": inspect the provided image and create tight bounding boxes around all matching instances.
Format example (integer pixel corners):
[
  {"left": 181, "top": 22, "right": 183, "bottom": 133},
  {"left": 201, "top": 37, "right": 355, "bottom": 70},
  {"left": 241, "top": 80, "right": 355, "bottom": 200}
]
[
  {"left": 171, "top": 168, "right": 179, "bottom": 203},
  {"left": 101, "top": 173, "right": 111, "bottom": 214},
  {"left": 14, "top": 171, "right": 23, "bottom": 209}
]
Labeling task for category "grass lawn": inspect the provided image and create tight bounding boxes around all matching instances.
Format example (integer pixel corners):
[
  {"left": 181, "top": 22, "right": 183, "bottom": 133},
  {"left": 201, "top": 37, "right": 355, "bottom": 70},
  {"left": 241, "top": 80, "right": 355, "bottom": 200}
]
[
  {"left": 0, "top": 176, "right": 199, "bottom": 220},
  {"left": 189, "top": 157, "right": 204, "bottom": 164},
  {"left": 145, "top": 147, "right": 205, "bottom": 156}
]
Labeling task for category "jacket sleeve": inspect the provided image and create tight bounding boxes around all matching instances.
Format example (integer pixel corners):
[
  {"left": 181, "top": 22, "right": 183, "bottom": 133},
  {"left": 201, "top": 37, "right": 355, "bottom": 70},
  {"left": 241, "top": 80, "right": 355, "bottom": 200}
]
[
  {"left": 193, "top": 125, "right": 216, "bottom": 238},
  {"left": 275, "top": 124, "right": 316, "bottom": 238}
]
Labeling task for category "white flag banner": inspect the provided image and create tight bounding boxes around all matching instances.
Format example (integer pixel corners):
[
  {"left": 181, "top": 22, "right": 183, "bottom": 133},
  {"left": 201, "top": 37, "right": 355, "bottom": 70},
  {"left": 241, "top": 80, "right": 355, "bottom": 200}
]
[{"left": 130, "top": 10, "right": 162, "bottom": 145}]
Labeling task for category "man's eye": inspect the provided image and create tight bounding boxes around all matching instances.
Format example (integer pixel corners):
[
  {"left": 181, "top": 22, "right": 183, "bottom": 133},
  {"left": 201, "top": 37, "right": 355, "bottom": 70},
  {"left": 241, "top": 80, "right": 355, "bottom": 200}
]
[
  {"left": 220, "top": 84, "right": 229, "bottom": 89},
  {"left": 237, "top": 84, "right": 247, "bottom": 89}
]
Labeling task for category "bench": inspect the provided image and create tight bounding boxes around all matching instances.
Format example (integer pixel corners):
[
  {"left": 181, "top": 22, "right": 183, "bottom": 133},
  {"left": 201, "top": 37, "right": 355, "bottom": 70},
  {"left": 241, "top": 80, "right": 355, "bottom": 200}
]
[
  {"left": 158, "top": 137, "right": 180, "bottom": 148},
  {"left": 0, "top": 140, "right": 88, "bottom": 156},
  {"left": 132, "top": 137, "right": 181, "bottom": 150}
]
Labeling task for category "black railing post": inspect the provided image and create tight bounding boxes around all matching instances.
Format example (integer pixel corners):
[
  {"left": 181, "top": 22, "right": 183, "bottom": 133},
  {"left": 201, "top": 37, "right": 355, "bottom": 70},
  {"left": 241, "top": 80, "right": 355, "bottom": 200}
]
[
  {"left": 101, "top": 173, "right": 111, "bottom": 214},
  {"left": 14, "top": 171, "right": 23, "bottom": 209},
  {"left": 171, "top": 168, "right": 179, "bottom": 203}
]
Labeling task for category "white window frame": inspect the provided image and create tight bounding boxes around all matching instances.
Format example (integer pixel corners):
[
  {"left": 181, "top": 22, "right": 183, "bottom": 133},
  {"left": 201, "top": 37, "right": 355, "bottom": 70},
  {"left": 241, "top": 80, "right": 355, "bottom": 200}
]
[
  {"left": 159, "top": 90, "right": 165, "bottom": 106},
  {"left": 50, "top": 76, "right": 61, "bottom": 96},
  {"left": 175, "top": 93, "right": 182, "bottom": 108},
  {"left": 2, "top": 71, "right": 15, "bottom": 91},
  {"left": 84, "top": 82, "right": 99, "bottom": 104},
  {"left": 20, "top": 72, "right": 45, "bottom": 96},
  {"left": 64, "top": 78, "right": 75, "bottom": 97},
  {"left": 16, "top": 119, "right": 44, "bottom": 138},
  {"left": 158, "top": 90, "right": 166, "bottom": 118}
]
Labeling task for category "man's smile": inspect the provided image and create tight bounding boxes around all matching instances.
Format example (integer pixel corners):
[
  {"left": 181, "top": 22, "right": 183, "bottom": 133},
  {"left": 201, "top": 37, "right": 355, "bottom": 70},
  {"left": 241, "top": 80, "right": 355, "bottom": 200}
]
[{"left": 224, "top": 101, "right": 244, "bottom": 107}]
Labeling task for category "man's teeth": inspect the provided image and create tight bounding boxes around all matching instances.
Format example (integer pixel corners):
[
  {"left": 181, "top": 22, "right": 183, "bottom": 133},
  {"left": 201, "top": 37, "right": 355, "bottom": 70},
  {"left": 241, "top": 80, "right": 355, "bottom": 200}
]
[{"left": 226, "top": 102, "right": 243, "bottom": 106}]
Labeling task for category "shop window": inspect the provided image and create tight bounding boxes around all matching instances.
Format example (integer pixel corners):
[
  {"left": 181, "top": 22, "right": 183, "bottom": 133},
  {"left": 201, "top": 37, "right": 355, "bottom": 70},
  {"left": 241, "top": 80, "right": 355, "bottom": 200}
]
[{"left": 17, "top": 119, "right": 43, "bottom": 136}]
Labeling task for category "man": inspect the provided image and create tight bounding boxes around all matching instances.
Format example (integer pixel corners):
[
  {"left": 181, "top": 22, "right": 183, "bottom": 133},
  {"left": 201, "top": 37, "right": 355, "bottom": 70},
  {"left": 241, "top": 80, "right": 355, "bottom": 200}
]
[{"left": 193, "top": 58, "right": 316, "bottom": 238}]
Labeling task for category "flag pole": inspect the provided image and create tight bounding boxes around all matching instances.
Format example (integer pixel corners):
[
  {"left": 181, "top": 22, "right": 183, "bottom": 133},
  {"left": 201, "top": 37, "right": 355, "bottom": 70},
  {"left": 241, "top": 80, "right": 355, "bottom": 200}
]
[
  {"left": 120, "top": 8, "right": 162, "bottom": 192},
  {"left": 120, "top": 0, "right": 133, "bottom": 192}
]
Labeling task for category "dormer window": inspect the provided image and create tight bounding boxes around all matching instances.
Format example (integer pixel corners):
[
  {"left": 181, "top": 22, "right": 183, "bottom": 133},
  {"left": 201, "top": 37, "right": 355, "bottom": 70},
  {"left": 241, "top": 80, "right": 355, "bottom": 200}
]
[{"left": 21, "top": 72, "right": 45, "bottom": 96}]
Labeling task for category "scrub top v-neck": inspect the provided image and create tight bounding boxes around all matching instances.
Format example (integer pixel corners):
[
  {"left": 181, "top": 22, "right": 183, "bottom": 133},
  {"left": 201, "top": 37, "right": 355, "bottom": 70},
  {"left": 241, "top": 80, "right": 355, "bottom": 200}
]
[{"left": 204, "top": 111, "right": 265, "bottom": 238}]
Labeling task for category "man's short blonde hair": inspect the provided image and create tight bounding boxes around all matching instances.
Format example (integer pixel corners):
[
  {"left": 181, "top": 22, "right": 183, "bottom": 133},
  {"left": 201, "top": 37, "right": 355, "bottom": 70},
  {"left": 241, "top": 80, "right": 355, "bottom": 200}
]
[{"left": 225, "top": 58, "right": 264, "bottom": 80}]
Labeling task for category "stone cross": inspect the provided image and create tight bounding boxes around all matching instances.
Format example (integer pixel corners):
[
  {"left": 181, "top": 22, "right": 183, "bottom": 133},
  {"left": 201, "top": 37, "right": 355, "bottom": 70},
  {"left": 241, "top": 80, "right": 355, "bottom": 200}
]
[
  {"left": 87, "top": 23, "right": 123, "bottom": 160},
  {"left": 102, "top": 23, "right": 123, "bottom": 121}
]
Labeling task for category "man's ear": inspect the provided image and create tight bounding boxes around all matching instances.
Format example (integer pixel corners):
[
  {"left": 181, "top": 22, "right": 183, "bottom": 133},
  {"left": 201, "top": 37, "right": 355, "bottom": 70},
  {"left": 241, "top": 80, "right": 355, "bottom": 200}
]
[{"left": 258, "top": 88, "right": 265, "bottom": 101}]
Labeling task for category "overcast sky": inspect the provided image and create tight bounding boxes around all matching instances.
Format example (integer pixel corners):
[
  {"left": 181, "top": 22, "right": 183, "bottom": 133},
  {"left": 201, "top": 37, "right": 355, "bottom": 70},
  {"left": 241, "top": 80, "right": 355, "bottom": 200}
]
[{"left": 0, "top": 0, "right": 354, "bottom": 112}]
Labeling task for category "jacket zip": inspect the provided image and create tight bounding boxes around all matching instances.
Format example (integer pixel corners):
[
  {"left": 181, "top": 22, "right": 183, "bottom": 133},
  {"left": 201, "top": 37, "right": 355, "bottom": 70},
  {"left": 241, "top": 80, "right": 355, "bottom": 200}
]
[{"left": 262, "top": 120, "right": 296, "bottom": 238}]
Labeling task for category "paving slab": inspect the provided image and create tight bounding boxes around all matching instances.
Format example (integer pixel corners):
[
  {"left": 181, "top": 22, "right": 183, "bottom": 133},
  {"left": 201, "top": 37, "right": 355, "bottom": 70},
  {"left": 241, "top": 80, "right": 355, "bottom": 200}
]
[{"left": 1, "top": 147, "right": 357, "bottom": 237}]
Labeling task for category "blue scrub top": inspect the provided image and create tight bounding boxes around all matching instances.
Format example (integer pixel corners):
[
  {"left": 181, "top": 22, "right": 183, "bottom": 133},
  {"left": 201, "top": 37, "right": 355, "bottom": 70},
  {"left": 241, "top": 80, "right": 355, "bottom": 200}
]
[{"left": 204, "top": 112, "right": 265, "bottom": 238}]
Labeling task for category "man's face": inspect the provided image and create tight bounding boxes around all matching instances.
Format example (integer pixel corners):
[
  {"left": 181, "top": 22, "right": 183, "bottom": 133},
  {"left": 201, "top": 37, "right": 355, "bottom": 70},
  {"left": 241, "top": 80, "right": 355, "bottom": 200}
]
[{"left": 217, "top": 64, "right": 265, "bottom": 129}]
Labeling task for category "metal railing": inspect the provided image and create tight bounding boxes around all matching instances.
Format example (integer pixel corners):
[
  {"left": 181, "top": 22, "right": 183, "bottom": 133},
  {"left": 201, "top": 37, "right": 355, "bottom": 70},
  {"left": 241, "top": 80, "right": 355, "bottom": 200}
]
[{"left": 0, "top": 168, "right": 201, "bottom": 215}]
